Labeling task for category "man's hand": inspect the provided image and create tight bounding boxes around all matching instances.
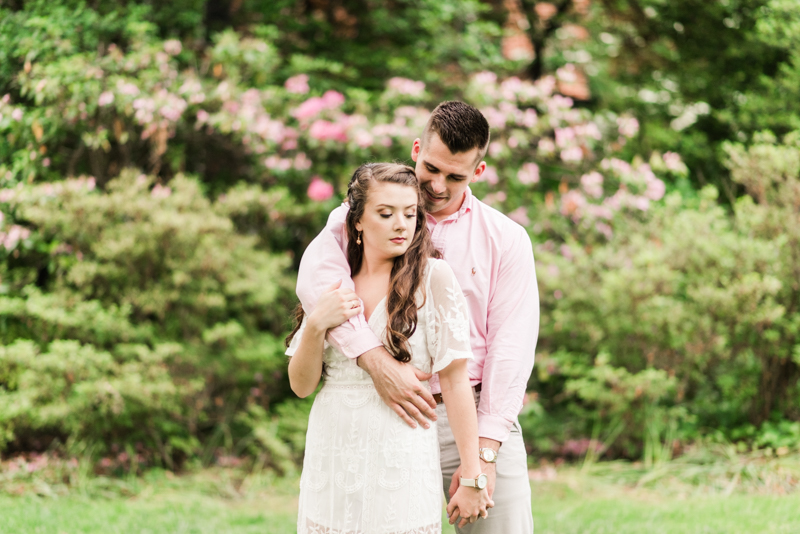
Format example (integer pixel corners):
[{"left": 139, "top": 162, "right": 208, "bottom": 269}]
[{"left": 358, "top": 346, "right": 437, "bottom": 428}]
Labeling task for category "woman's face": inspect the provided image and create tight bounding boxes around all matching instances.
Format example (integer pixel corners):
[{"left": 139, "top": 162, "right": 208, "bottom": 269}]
[{"left": 355, "top": 181, "right": 419, "bottom": 261}]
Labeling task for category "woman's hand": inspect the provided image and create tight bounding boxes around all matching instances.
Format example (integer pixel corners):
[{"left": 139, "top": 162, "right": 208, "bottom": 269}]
[
  {"left": 447, "top": 484, "right": 493, "bottom": 528},
  {"left": 307, "top": 280, "right": 362, "bottom": 333}
]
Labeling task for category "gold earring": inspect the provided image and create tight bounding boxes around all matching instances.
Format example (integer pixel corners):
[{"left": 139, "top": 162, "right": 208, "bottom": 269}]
[{"left": 356, "top": 231, "right": 361, "bottom": 245}]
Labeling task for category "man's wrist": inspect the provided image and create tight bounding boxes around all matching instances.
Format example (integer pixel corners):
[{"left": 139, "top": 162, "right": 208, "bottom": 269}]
[{"left": 356, "top": 345, "right": 390, "bottom": 372}]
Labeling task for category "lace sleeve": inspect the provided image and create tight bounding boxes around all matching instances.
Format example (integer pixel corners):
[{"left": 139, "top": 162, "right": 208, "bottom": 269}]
[
  {"left": 285, "top": 315, "right": 308, "bottom": 357},
  {"left": 426, "top": 260, "right": 473, "bottom": 373}
]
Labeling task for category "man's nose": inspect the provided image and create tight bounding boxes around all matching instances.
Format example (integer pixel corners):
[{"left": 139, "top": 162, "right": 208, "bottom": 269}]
[{"left": 429, "top": 175, "right": 446, "bottom": 194}]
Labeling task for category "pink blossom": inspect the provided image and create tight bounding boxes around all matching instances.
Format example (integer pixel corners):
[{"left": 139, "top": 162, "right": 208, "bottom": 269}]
[
  {"left": 293, "top": 152, "right": 312, "bottom": 170},
  {"left": 489, "top": 142, "right": 504, "bottom": 158},
  {"left": 481, "top": 166, "right": 499, "bottom": 185},
  {"left": 663, "top": 152, "right": 684, "bottom": 172},
  {"left": 387, "top": 77, "right": 425, "bottom": 97},
  {"left": 644, "top": 178, "right": 666, "bottom": 201},
  {"left": 538, "top": 138, "right": 556, "bottom": 155},
  {"left": 585, "top": 204, "right": 613, "bottom": 219},
  {"left": 482, "top": 107, "right": 506, "bottom": 129},
  {"left": 630, "top": 195, "right": 650, "bottom": 211},
  {"left": 42, "top": 158, "right": 51, "bottom": 167},
  {"left": 580, "top": 171, "right": 604, "bottom": 198},
  {"left": 520, "top": 108, "right": 538, "bottom": 128},
  {"left": 322, "top": 90, "right": 345, "bottom": 109},
  {"left": 560, "top": 146, "right": 583, "bottom": 162},
  {"left": 517, "top": 163, "right": 540, "bottom": 185},
  {"left": 309, "top": 120, "right": 348, "bottom": 142},
  {"left": 159, "top": 95, "right": 187, "bottom": 122},
  {"left": 617, "top": 116, "right": 639, "bottom": 138},
  {"left": 307, "top": 177, "right": 334, "bottom": 202},
  {"left": 151, "top": 184, "right": 172, "bottom": 198},
  {"left": 554, "top": 290, "right": 564, "bottom": 300},
  {"left": 3, "top": 225, "right": 30, "bottom": 250},
  {"left": 473, "top": 71, "right": 498, "bottom": 86},
  {"left": 555, "top": 127, "right": 576, "bottom": 148},
  {"left": 560, "top": 244, "right": 574, "bottom": 260},
  {"left": 285, "top": 74, "right": 310, "bottom": 94},
  {"left": 11, "top": 108, "right": 22, "bottom": 121},
  {"left": 482, "top": 191, "right": 507, "bottom": 206},
  {"left": 354, "top": 130, "right": 374, "bottom": 148},
  {"left": 575, "top": 122, "right": 602, "bottom": 140},
  {"left": 264, "top": 156, "right": 293, "bottom": 171},
  {"left": 560, "top": 190, "right": 586, "bottom": 218},
  {"left": 163, "top": 39, "right": 182, "bottom": 55},
  {"left": 595, "top": 222, "right": 613, "bottom": 239},
  {"left": 117, "top": 81, "right": 140, "bottom": 96},
  {"left": 282, "top": 139, "right": 298, "bottom": 151},
  {"left": 507, "top": 206, "right": 530, "bottom": 226},
  {"left": 196, "top": 110, "right": 209, "bottom": 123},
  {"left": 98, "top": 91, "right": 115, "bottom": 107},
  {"left": 293, "top": 97, "right": 328, "bottom": 121},
  {"left": 508, "top": 136, "right": 519, "bottom": 148}
]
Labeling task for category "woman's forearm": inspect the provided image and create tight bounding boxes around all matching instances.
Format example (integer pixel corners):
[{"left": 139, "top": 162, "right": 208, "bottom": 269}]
[
  {"left": 438, "top": 359, "right": 481, "bottom": 478},
  {"left": 287, "top": 319, "right": 327, "bottom": 398}
]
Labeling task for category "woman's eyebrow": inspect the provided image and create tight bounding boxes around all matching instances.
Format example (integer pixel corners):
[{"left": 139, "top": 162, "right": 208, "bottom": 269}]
[{"left": 375, "top": 203, "right": 418, "bottom": 209}]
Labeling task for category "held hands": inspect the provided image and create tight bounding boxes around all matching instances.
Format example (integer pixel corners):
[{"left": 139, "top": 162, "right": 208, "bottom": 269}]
[
  {"left": 307, "top": 280, "right": 362, "bottom": 332},
  {"left": 446, "top": 481, "right": 493, "bottom": 528},
  {"left": 448, "top": 463, "right": 497, "bottom": 527}
]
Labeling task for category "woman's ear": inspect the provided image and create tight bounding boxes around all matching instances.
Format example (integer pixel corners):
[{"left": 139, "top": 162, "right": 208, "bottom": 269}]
[{"left": 355, "top": 219, "right": 363, "bottom": 232}]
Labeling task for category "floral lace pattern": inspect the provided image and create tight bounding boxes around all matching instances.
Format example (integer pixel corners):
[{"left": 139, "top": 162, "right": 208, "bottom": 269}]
[{"left": 288, "top": 259, "right": 472, "bottom": 534}]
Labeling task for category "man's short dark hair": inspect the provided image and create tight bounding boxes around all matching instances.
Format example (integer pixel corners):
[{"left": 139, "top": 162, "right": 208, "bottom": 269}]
[{"left": 421, "top": 101, "right": 490, "bottom": 165}]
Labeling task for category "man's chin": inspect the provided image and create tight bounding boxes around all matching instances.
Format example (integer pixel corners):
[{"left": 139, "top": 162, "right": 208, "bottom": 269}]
[{"left": 424, "top": 198, "right": 448, "bottom": 214}]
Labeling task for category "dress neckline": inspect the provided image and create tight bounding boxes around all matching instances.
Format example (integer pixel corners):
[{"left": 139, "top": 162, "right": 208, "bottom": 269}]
[{"left": 365, "top": 295, "right": 387, "bottom": 326}]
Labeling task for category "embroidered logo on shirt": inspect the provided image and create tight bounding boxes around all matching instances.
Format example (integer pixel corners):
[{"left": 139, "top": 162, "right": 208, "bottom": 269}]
[{"left": 471, "top": 268, "right": 476, "bottom": 276}]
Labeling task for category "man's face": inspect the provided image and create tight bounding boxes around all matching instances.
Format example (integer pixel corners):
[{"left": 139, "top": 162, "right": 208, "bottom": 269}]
[{"left": 411, "top": 133, "right": 486, "bottom": 219}]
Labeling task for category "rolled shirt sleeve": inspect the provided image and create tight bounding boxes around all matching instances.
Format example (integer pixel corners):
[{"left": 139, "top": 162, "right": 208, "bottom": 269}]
[{"left": 296, "top": 204, "right": 382, "bottom": 359}]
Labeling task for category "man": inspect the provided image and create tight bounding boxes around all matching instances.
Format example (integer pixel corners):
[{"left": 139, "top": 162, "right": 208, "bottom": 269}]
[{"left": 296, "top": 101, "right": 538, "bottom": 533}]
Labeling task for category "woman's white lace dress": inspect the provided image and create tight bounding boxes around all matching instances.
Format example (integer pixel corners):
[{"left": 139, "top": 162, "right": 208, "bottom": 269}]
[{"left": 286, "top": 259, "right": 473, "bottom": 534}]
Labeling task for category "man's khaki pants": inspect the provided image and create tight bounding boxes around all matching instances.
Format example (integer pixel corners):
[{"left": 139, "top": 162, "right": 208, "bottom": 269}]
[{"left": 436, "top": 396, "right": 534, "bottom": 533}]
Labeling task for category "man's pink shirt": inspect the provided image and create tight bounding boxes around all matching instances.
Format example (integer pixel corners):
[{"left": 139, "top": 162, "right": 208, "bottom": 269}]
[{"left": 296, "top": 187, "right": 539, "bottom": 443}]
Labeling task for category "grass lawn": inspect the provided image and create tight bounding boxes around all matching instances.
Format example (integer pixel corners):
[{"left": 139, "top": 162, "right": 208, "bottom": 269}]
[{"left": 2, "top": 465, "right": 800, "bottom": 533}]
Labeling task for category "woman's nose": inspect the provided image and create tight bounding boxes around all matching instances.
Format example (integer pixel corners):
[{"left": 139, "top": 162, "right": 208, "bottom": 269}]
[{"left": 394, "top": 214, "right": 407, "bottom": 230}]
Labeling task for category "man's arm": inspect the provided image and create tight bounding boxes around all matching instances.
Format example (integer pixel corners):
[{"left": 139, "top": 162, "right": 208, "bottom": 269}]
[
  {"left": 450, "top": 225, "right": 539, "bottom": 499},
  {"left": 296, "top": 204, "right": 437, "bottom": 427},
  {"left": 477, "top": 225, "right": 539, "bottom": 443},
  {"left": 297, "top": 204, "right": 383, "bottom": 358}
]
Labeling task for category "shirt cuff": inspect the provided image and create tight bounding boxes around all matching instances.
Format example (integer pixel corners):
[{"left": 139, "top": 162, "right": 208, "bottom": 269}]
[
  {"left": 477, "top": 413, "right": 514, "bottom": 443},
  {"left": 330, "top": 329, "right": 383, "bottom": 360}
]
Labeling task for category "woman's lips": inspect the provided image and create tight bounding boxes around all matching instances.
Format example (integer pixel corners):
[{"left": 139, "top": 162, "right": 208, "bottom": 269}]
[{"left": 390, "top": 237, "right": 406, "bottom": 244}]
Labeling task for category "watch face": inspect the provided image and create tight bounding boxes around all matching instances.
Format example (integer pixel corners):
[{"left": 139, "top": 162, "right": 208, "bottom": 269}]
[
  {"left": 481, "top": 449, "right": 496, "bottom": 462},
  {"left": 476, "top": 473, "right": 488, "bottom": 490}
]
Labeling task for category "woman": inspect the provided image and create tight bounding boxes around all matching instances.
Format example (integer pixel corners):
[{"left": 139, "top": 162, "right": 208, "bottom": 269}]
[{"left": 286, "top": 163, "right": 492, "bottom": 533}]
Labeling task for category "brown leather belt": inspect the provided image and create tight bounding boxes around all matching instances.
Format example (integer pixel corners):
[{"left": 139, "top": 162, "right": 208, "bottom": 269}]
[{"left": 433, "top": 383, "right": 481, "bottom": 405}]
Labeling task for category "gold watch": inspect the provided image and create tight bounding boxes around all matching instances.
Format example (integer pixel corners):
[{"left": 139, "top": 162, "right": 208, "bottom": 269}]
[{"left": 479, "top": 447, "right": 498, "bottom": 463}]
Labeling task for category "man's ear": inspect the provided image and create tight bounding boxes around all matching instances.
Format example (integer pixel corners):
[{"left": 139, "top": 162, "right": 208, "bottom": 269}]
[
  {"left": 411, "top": 138, "right": 422, "bottom": 162},
  {"left": 472, "top": 161, "right": 487, "bottom": 183}
]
